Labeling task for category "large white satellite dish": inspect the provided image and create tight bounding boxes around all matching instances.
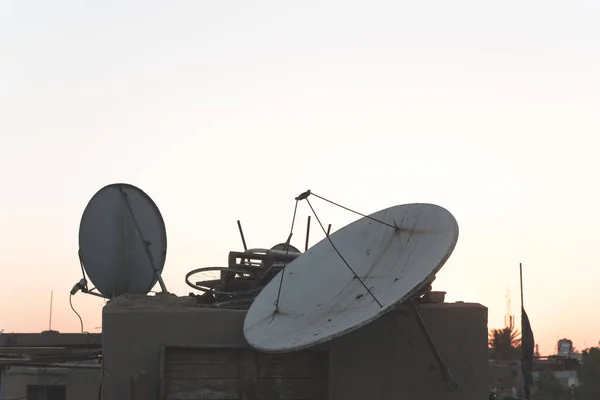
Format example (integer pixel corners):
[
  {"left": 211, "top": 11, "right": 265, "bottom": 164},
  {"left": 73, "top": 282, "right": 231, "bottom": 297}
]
[
  {"left": 243, "top": 203, "right": 458, "bottom": 353},
  {"left": 78, "top": 183, "right": 168, "bottom": 298}
]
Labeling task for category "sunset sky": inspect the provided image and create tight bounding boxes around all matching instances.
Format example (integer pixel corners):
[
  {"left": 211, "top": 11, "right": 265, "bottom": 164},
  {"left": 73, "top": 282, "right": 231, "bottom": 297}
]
[{"left": 1, "top": 1, "right": 599, "bottom": 355}]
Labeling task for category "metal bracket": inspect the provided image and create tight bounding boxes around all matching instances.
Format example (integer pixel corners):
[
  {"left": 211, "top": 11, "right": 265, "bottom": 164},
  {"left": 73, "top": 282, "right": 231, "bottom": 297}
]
[
  {"left": 295, "top": 189, "right": 311, "bottom": 201},
  {"left": 408, "top": 297, "right": 458, "bottom": 392}
]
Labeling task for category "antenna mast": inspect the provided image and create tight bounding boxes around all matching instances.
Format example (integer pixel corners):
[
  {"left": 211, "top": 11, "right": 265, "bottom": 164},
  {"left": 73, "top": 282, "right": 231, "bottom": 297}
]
[
  {"left": 504, "top": 288, "right": 514, "bottom": 329},
  {"left": 48, "top": 290, "right": 54, "bottom": 331}
]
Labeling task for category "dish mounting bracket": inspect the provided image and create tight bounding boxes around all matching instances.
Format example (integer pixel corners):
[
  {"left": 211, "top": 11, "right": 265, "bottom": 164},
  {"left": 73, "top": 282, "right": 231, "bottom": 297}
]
[{"left": 407, "top": 297, "right": 458, "bottom": 392}]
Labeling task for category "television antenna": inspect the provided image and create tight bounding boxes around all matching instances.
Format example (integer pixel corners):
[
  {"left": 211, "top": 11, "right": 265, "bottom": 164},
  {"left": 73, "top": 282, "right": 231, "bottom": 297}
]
[
  {"left": 71, "top": 183, "right": 168, "bottom": 299},
  {"left": 243, "top": 190, "right": 460, "bottom": 391}
]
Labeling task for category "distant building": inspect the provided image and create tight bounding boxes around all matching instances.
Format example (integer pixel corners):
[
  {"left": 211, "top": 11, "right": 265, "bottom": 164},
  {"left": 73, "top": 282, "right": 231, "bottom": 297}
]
[
  {"left": 1, "top": 364, "right": 100, "bottom": 400},
  {"left": 489, "top": 359, "right": 523, "bottom": 397},
  {"left": 533, "top": 344, "right": 580, "bottom": 388},
  {"left": 557, "top": 338, "right": 575, "bottom": 359},
  {"left": 489, "top": 338, "right": 582, "bottom": 397},
  {"left": 0, "top": 331, "right": 101, "bottom": 400}
]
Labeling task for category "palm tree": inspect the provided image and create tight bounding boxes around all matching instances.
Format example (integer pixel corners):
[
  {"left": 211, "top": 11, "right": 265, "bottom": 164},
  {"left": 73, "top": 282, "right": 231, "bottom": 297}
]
[{"left": 489, "top": 326, "right": 521, "bottom": 360}]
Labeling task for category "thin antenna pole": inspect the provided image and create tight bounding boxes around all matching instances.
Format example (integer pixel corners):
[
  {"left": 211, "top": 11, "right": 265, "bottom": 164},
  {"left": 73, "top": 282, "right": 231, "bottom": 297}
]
[
  {"left": 304, "top": 216, "right": 311, "bottom": 251},
  {"left": 520, "top": 263, "right": 524, "bottom": 309},
  {"left": 49, "top": 291, "right": 54, "bottom": 331},
  {"left": 237, "top": 220, "right": 248, "bottom": 251},
  {"left": 326, "top": 224, "right": 332, "bottom": 236}
]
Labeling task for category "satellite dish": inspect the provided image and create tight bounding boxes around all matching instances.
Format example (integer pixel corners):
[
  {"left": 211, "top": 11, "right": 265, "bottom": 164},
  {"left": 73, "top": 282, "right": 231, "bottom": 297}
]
[
  {"left": 78, "top": 183, "right": 168, "bottom": 298},
  {"left": 243, "top": 203, "right": 459, "bottom": 353}
]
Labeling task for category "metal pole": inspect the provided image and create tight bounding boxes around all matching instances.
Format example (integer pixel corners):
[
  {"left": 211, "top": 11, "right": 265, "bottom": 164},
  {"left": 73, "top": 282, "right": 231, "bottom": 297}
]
[
  {"left": 49, "top": 291, "right": 53, "bottom": 331},
  {"left": 519, "top": 263, "right": 524, "bottom": 309},
  {"left": 304, "top": 216, "right": 311, "bottom": 251},
  {"left": 237, "top": 220, "right": 248, "bottom": 251}
]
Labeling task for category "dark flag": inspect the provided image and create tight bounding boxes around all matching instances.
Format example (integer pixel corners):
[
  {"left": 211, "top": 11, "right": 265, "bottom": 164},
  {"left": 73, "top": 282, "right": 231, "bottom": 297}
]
[{"left": 521, "top": 307, "right": 535, "bottom": 400}]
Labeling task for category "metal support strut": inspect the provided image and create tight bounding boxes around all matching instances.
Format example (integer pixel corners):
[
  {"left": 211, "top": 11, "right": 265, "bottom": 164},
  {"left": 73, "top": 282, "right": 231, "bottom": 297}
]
[
  {"left": 119, "top": 186, "right": 168, "bottom": 294},
  {"left": 408, "top": 298, "right": 458, "bottom": 392}
]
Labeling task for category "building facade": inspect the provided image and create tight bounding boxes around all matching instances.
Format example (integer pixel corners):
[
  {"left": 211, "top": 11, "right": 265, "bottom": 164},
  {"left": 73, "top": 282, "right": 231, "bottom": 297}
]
[
  {"left": 1, "top": 364, "right": 100, "bottom": 400},
  {"left": 0, "top": 332, "right": 101, "bottom": 400},
  {"left": 102, "top": 294, "right": 489, "bottom": 400}
]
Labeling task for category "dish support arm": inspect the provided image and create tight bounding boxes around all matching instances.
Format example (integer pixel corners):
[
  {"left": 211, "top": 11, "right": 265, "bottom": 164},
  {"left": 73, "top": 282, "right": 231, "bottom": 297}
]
[{"left": 408, "top": 297, "right": 458, "bottom": 392}]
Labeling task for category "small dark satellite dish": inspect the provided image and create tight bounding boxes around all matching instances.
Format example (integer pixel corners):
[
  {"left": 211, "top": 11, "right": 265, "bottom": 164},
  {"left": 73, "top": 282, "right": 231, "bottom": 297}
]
[{"left": 78, "top": 183, "right": 168, "bottom": 298}]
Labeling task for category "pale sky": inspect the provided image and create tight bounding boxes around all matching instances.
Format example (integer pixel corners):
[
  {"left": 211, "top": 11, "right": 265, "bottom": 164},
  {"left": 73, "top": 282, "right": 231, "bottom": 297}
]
[{"left": 1, "top": 1, "right": 599, "bottom": 355}]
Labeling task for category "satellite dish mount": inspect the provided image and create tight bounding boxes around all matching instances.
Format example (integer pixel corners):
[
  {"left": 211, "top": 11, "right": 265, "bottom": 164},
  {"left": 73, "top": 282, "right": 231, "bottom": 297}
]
[
  {"left": 407, "top": 297, "right": 458, "bottom": 391},
  {"left": 245, "top": 190, "right": 459, "bottom": 392},
  {"left": 70, "top": 250, "right": 107, "bottom": 298}
]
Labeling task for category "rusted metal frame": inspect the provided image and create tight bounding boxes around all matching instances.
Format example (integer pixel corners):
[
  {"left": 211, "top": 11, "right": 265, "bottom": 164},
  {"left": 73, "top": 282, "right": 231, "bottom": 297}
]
[
  {"left": 227, "top": 251, "right": 298, "bottom": 268},
  {"left": 227, "top": 250, "right": 299, "bottom": 287},
  {"left": 186, "top": 266, "right": 262, "bottom": 297}
]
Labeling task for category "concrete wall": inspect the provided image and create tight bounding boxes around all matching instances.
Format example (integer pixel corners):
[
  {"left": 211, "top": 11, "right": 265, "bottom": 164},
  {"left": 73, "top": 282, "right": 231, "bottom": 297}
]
[
  {"left": 102, "top": 295, "right": 488, "bottom": 400},
  {"left": 328, "top": 303, "right": 488, "bottom": 400},
  {"left": 0, "top": 365, "right": 100, "bottom": 400}
]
